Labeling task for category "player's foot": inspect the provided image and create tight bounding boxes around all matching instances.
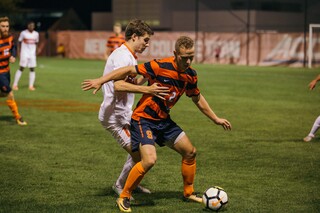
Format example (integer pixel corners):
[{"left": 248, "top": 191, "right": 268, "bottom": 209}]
[
  {"left": 183, "top": 192, "right": 203, "bottom": 203},
  {"left": 12, "top": 85, "right": 19, "bottom": 91},
  {"left": 16, "top": 117, "right": 27, "bottom": 126},
  {"left": 112, "top": 184, "right": 134, "bottom": 201},
  {"left": 29, "top": 86, "right": 36, "bottom": 91},
  {"left": 133, "top": 185, "right": 151, "bottom": 194},
  {"left": 116, "top": 197, "right": 131, "bottom": 212},
  {"left": 303, "top": 135, "right": 313, "bottom": 142}
]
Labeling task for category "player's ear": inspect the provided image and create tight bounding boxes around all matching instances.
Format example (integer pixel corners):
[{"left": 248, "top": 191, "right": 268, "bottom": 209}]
[{"left": 131, "top": 33, "right": 138, "bottom": 41}]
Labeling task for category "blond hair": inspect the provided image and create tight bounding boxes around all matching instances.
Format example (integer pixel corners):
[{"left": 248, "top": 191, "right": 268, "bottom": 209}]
[{"left": 175, "top": 36, "right": 194, "bottom": 53}]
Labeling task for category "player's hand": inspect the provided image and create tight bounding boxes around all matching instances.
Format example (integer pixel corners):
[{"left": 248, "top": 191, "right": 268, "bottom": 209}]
[
  {"left": 9, "top": 56, "right": 15, "bottom": 63},
  {"left": 81, "top": 79, "right": 102, "bottom": 94},
  {"left": 148, "top": 83, "right": 170, "bottom": 100},
  {"left": 214, "top": 118, "right": 232, "bottom": 130},
  {"left": 308, "top": 80, "right": 318, "bottom": 90}
]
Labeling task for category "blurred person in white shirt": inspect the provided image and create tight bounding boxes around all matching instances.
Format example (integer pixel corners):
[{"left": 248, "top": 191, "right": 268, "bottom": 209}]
[{"left": 13, "top": 21, "right": 39, "bottom": 91}]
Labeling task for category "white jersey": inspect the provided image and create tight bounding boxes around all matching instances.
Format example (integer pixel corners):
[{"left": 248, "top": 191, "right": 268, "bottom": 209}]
[
  {"left": 18, "top": 29, "right": 39, "bottom": 58},
  {"left": 98, "top": 44, "right": 137, "bottom": 127}
]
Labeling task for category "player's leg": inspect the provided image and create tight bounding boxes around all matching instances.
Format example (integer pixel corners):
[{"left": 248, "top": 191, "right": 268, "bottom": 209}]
[
  {"left": 13, "top": 66, "right": 25, "bottom": 90},
  {"left": 304, "top": 115, "right": 320, "bottom": 142},
  {"left": 29, "top": 68, "right": 36, "bottom": 91},
  {"left": 170, "top": 133, "right": 201, "bottom": 202},
  {"left": 117, "top": 144, "right": 156, "bottom": 212},
  {"left": 6, "top": 91, "right": 27, "bottom": 125},
  {"left": 0, "top": 72, "right": 27, "bottom": 125},
  {"left": 117, "top": 119, "right": 157, "bottom": 212},
  {"left": 28, "top": 57, "right": 37, "bottom": 90}
]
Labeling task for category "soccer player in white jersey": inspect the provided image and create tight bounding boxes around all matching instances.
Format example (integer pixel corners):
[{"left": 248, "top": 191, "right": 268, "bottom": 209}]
[
  {"left": 96, "top": 19, "right": 169, "bottom": 198},
  {"left": 13, "top": 21, "right": 39, "bottom": 91},
  {"left": 304, "top": 74, "right": 320, "bottom": 142}
]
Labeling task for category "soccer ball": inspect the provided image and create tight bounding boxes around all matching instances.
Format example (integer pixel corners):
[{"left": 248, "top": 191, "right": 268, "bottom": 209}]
[{"left": 202, "top": 186, "right": 228, "bottom": 211}]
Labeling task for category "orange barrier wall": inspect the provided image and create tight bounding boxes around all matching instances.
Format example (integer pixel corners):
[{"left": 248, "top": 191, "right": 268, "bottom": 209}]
[{"left": 52, "top": 31, "right": 320, "bottom": 67}]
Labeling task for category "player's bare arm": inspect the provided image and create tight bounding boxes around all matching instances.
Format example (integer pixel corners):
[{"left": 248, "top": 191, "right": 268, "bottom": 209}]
[
  {"left": 114, "top": 80, "right": 169, "bottom": 100},
  {"left": 82, "top": 65, "right": 137, "bottom": 94},
  {"left": 192, "top": 94, "right": 231, "bottom": 130},
  {"left": 308, "top": 74, "right": 320, "bottom": 90}
]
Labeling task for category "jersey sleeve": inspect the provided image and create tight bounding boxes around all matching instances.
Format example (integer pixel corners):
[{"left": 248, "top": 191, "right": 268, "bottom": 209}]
[
  {"left": 36, "top": 32, "right": 39, "bottom": 43},
  {"left": 18, "top": 31, "right": 24, "bottom": 42},
  {"left": 185, "top": 70, "right": 200, "bottom": 97},
  {"left": 135, "top": 60, "right": 158, "bottom": 80},
  {"left": 10, "top": 38, "right": 17, "bottom": 57}
]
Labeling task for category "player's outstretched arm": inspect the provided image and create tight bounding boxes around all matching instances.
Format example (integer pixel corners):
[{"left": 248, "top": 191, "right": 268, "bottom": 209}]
[
  {"left": 192, "top": 94, "right": 231, "bottom": 130},
  {"left": 309, "top": 74, "right": 320, "bottom": 90},
  {"left": 114, "top": 81, "right": 170, "bottom": 100},
  {"left": 82, "top": 65, "right": 137, "bottom": 94}
]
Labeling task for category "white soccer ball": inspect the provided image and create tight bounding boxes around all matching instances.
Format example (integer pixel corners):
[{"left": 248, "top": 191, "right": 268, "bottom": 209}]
[{"left": 202, "top": 186, "right": 228, "bottom": 211}]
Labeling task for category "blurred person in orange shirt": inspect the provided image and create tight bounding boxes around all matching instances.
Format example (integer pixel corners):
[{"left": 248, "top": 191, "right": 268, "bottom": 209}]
[{"left": 104, "top": 22, "right": 125, "bottom": 60}]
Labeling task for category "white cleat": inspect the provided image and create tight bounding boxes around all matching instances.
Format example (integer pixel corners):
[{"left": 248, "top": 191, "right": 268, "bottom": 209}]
[{"left": 303, "top": 136, "right": 313, "bottom": 142}]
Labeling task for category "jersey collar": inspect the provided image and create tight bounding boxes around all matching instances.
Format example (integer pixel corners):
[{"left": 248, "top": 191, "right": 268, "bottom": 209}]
[{"left": 124, "top": 43, "right": 138, "bottom": 59}]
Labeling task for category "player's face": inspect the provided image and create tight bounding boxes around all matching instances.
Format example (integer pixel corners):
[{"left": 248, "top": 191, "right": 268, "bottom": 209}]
[
  {"left": 27, "top": 22, "right": 35, "bottom": 32},
  {"left": 0, "top": 21, "right": 9, "bottom": 38},
  {"left": 113, "top": 26, "right": 121, "bottom": 35},
  {"left": 134, "top": 33, "right": 151, "bottom": 54},
  {"left": 175, "top": 47, "right": 195, "bottom": 71}
]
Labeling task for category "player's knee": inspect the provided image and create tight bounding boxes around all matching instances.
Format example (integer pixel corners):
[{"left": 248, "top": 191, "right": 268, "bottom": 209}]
[
  {"left": 7, "top": 91, "right": 14, "bottom": 99},
  {"left": 142, "top": 157, "right": 157, "bottom": 171},
  {"left": 184, "top": 147, "right": 197, "bottom": 160}
]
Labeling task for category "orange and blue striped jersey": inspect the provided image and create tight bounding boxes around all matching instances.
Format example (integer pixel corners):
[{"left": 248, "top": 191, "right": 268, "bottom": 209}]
[
  {"left": 132, "top": 56, "right": 200, "bottom": 121},
  {"left": 106, "top": 34, "right": 125, "bottom": 53},
  {"left": 0, "top": 35, "right": 16, "bottom": 74}
]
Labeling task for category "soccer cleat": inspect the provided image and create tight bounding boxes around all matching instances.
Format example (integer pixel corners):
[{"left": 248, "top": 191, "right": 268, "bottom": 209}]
[
  {"left": 133, "top": 185, "right": 151, "bottom": 194},
  {"left": 29, "top": 86, "right": 36, "bottom": 91},
  {"left": 116, "top": 198, "right": 131, "bottom": 212},
  {"left": 183, "top": 192, "right": 203, "bottom": 203},
  {"left": 303, "top": 136, "right": 313, "bottom": 142},
  {"left": 112, "top": 183, "right": 134, "bottom": 201},
  {"left": 12, "top": 85, "right": 19, "bottom": 91},
  {"left": 16, "top": 117, "right": 27, "bottom": 126}
]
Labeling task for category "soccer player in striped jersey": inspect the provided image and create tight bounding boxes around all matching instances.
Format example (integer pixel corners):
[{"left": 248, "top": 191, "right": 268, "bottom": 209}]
[
  {"left": 82, "top": 36, "right": 232, "bottom": 212},
  {"left": 0, "top": 16, "right": 27, "bottom": 126},
  {"left": 104, "top": 22, "right": 125, "bottom": 60},
  {"left": 87, "top": 19, "right": 169, "bottom": 200},
  {"left": 13, "top": 21, "right": 39, "bottom": 91}
]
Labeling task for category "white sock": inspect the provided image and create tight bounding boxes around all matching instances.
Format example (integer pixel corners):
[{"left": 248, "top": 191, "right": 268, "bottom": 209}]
[
  {"left": 115, "top": 154, "right": 135, "bottom": 188},
  {"left": 13, "top": 70, "right": 22, "bottom": 86},
  {"left": 308, "top": 116, "right": 320, "bottom": 137},
  {"left": 29, "top": 71, "right": 36, "bottom": 88}
]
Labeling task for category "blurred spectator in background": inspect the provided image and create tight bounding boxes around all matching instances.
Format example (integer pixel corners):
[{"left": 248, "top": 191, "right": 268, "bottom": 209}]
[
  {"left": 13, "top": 21, "right": 39, "bottom": 91},
  {"left": 215, "top": 44, "right": 221, "bottom": 64},
  {"left": 104, "top": 22, "right": 125, "bottom": 60},
  {"left": 0, "top": 16, "right": 27, "bottom": 125},
  {"left": 56, "top": 43, "right": 65, "bottom": 58}
]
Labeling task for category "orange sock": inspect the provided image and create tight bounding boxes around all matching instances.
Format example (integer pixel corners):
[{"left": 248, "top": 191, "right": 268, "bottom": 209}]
[
  {"left": 120, "top": 162, "right": 146, "bottom": 199},
  {"left": 182, "top": 158, "right": 196, "bottom": 197},
  {"left": 6, "top": 99, "right": 21, "bottom": 120}
]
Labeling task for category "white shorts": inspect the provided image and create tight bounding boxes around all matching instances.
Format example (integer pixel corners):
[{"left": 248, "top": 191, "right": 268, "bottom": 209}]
[
  {"left": 19, "top": 56, "right": 37, "bottom": 68},
  {"left": 100, "top": 122, "right": 131, "bottom": 148}
]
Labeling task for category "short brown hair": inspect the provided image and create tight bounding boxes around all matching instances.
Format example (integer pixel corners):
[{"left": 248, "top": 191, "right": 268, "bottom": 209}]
[
  {"left": 124, "top": 19, "right": 154, "bottom": 41},
  {"left": 0, "top": 16, "right": 9, "bottom": 23},
  {"left": 175, "top": 36, "right": 194, "bottom": 53}
]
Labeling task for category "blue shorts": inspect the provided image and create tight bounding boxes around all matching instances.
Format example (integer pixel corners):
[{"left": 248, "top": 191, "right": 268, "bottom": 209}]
[
  {"left": 0, "top": 72, "right": 11, "bottom": 93},
  {"left": 130, "top": 117, "right": 183, "bottom": 152}
]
